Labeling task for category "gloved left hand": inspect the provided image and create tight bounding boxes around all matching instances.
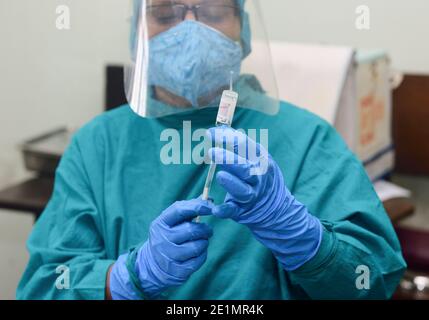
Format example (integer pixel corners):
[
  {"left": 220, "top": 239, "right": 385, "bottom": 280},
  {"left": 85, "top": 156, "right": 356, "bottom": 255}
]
[
  {"left": 207, "top": 126, "right": 323, "bottom": 271},
  {"left": 109, "top": 198, "right": 213, "bottom": 300}
]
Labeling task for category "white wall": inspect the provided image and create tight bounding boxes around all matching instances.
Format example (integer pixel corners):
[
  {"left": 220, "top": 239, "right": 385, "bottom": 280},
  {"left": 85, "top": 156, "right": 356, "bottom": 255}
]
[
  {"left": 262, "top": 0, "right": 429, "bottom": 74},
  {"left": 0, "top": 0, "right": 130, "bottom": 299},
  {"left": 0, "top": 0, "right": 428, "bottom": 299},
  {"left": 0, "top": 0, "right": 130, "bottom": 185}
]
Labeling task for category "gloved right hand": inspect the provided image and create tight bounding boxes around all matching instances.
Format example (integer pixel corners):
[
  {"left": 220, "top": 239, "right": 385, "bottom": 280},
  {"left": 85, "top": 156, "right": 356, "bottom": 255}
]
[{"left": 109, "top": 198, "right": 213, "bottom": 300}]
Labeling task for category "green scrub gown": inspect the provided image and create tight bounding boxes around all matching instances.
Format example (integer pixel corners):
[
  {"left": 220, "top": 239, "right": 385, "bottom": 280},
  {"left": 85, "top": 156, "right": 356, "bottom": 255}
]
[{"left": 16, "top": 90, "right": 406, "bottom": 299}]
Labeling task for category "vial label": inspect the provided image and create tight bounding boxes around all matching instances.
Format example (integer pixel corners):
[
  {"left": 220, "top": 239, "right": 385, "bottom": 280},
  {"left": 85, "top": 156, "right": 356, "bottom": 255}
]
[{"left": 216, "top": 90, "right": 239, "bottom": 126}]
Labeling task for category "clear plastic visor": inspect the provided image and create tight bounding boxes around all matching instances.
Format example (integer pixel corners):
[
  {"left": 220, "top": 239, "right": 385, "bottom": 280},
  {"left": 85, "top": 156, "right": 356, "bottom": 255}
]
[{"left": 124, "top": 0, "right": 280, "bottom": 118}]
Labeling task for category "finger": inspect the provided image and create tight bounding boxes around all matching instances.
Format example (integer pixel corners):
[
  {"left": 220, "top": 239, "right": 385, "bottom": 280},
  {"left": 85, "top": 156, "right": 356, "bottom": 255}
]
[
  {"left": 209, "top": 146, "right": 245, "bottom": 166},
  {"left": 210, "top": 147, "right": 258, "bottom": 184},
  {"left": 179, "top": 251, "right": 208, "bottom": 275},
  {"left": 161, "top": 199, "right": 214, "bottom": 226},
  {"left": 216, "top": 171, "right": 256, "bottom": 204},
  {"left": 169, "top": 251, "right": 208, "bottom": 280},
  {"left": 166, "top": 239, "right": 209, "bottom": 262},
  {"left": 168, "top": 222, "right": 213, "bottom": 244},
  {"left": 212, "top": 202, "right": 241, "bottom": 220},
  {"left": 207, "top": 127, "right": 262, "bottom": 161}
]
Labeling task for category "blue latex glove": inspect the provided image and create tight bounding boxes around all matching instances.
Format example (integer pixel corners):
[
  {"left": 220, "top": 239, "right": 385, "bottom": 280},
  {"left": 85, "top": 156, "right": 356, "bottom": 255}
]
[
  {"left": 109, "top": 198, "right": 213, "bottom": 300},
  {"left": 207, "top": 127, "right": 323, "bottom": 271}
]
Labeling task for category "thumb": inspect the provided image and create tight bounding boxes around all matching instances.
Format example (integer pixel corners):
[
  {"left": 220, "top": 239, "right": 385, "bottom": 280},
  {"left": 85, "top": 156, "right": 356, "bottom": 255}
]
[{"left": 212, "top": 202, "right": 240, "bottom": 220}]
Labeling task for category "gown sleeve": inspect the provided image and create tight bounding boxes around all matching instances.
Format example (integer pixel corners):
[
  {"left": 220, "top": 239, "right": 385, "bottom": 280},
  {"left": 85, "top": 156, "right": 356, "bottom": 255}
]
[
  {"left": 285, "top": 119, "right": 407, "bottom": 299},
  {"left": 16, "top": 134, "right": 115, "bottom": 300}
]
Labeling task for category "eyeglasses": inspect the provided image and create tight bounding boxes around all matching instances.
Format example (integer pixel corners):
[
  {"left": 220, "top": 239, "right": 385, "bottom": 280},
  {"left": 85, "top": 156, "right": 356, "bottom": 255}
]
[{"left": 146, "top": 2, "right": 240, "bottom": 31}]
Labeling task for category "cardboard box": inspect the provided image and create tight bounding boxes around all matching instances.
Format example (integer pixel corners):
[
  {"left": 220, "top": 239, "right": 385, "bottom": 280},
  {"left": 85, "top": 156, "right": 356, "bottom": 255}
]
[{"left": 255, "top": 42, "right": 394, "bottom": 181}]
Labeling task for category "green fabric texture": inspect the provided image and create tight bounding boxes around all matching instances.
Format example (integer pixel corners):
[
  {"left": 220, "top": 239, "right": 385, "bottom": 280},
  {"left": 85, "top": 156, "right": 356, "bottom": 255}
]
[{"left": 16, "top": 97, "right": 405, "bottom": 300}]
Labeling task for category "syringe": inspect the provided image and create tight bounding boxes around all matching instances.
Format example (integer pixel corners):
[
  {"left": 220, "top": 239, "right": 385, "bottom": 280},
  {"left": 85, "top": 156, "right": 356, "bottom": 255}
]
[{"left": 197, "top": 74, "right": 239, "bottom": 222}]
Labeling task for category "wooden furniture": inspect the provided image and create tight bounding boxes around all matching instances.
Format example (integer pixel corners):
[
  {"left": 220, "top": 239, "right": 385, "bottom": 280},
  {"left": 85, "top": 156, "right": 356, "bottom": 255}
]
[
  {"left": 0, "top": 177, "right": 54, "bottom": 220},
  {"left": 393, "top": 74, "right": 429, "bottom": 175},
  {"left": 383, "top": 198, "right": 415, "bottom": 223},
  {"left": 391, "top": 74, "right": 429, "bottom": 299}
]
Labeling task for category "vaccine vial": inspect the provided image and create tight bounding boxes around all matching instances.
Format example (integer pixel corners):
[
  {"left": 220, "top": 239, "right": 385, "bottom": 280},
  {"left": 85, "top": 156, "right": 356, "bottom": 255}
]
[{"left": 216, "top": 90, "right": 239, "bottom": 127}]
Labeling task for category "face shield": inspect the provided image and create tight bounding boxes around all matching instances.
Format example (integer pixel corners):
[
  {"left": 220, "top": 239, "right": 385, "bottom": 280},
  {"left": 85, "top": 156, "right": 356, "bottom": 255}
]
[{"left": 124, "top": 0, "right": 279, "bottom": 118}]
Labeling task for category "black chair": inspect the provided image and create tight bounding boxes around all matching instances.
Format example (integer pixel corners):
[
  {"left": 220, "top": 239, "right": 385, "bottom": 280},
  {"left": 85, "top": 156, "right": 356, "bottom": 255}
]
[{"left": 105, "top": 65, "right": 127, "bottom": 111}]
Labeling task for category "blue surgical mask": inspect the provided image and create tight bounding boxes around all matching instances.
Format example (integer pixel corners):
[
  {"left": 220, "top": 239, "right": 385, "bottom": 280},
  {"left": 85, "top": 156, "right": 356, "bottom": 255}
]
[{"left": 148, "top": 20, "right": 243, "bottom": 107}]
